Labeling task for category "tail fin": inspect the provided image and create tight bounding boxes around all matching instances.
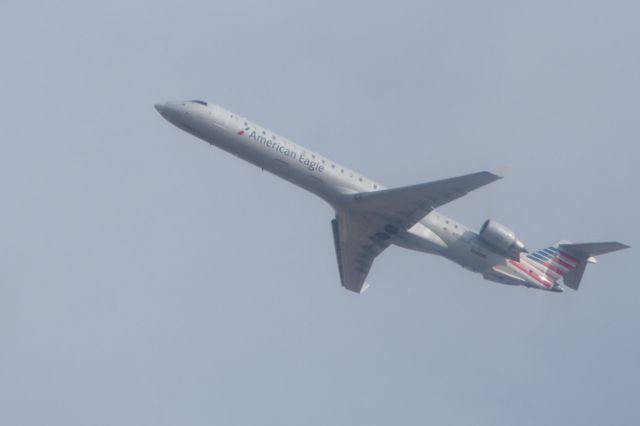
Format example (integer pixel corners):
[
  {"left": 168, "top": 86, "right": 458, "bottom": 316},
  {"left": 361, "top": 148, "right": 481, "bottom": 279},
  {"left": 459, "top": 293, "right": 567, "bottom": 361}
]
[
  {"left": 559, "top": 242, "right": 629, "bottom": 290},
  {"left": 523, "top": 241, "right": 629, "bottom": 290}
]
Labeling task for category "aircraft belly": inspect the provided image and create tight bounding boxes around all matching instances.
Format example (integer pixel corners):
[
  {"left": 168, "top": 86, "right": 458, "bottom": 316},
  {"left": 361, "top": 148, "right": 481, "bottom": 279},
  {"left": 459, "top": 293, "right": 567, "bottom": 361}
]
[
  {"left": 483, "top": 266, "right": 527, "bottom": 286},
  {"left": 393, "top": 222, "right": 448, "bottom": 254}
]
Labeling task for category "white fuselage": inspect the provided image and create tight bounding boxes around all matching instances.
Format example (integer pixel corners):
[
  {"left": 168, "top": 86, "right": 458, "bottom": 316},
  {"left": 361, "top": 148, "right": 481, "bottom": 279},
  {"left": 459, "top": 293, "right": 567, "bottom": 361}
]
[{"left": 155, "top": 100, "right": 561, "bottom": 292}]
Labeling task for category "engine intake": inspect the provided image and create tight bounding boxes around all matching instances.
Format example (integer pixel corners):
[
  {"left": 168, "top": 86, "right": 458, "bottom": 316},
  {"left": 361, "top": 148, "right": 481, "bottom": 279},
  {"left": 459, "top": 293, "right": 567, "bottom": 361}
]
[{"left": 479, "top": 220, "right": 527, "bottom": 260}]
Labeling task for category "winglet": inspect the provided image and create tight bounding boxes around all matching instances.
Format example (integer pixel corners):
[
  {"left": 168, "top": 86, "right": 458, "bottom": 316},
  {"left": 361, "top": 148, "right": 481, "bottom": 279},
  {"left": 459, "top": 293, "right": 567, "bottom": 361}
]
[
  {"left": 491, "top": 165, "right": 511, "bottom": 179},
  {"left": 342, "top": 281, "right": 370, "bottom": 294}
]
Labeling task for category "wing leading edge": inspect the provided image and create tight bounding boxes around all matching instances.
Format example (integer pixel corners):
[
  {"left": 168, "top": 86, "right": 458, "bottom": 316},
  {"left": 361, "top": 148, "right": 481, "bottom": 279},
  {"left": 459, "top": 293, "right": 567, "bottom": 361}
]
[{"left": 332, "top": 170, "right": 504, "bottom": 293}]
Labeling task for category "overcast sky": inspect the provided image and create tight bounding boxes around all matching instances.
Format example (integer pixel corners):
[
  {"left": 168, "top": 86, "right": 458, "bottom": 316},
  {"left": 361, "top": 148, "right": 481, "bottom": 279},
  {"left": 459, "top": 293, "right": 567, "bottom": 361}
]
[{"left": 1, "top": 1, "right": 638, "bottom": 425}]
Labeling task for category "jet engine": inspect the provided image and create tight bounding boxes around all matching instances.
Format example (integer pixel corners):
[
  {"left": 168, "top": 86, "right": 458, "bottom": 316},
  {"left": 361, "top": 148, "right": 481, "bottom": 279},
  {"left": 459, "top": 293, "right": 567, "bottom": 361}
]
[{"left": 479, "top": 220, "right": 527, "bottom": 260}]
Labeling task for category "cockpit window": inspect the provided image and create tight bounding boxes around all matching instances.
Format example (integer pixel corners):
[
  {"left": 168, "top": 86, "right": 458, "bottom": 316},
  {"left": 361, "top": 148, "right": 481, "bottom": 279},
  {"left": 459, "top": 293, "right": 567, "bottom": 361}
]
[{"left": 190, "top": 100, "right": 207, "bottom": 106}]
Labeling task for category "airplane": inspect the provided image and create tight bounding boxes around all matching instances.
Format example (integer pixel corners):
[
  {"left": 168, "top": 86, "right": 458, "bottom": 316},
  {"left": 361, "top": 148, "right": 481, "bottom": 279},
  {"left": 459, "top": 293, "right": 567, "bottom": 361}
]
[{"left": 155, "top": 100, "right": 629, "bottom": 294}]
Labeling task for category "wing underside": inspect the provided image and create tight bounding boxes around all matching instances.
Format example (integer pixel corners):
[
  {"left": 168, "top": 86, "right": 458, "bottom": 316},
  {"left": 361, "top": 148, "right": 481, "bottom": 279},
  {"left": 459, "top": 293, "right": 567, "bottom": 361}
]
[
  {"left": 331, "top": 215, "right": 389, "bottom": 293},
  {"left": 331, "top": 170, "right": 504, "bottom": 293}
]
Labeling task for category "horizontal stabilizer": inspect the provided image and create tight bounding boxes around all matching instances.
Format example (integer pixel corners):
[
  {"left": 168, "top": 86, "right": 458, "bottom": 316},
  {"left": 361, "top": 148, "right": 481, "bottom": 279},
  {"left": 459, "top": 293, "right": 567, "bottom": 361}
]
[
  {"left": 560, "top": 242, "right": 629, "bottom": 290},
  {"left": 560, "top": 242, "right": 630, "bottom": 257}
]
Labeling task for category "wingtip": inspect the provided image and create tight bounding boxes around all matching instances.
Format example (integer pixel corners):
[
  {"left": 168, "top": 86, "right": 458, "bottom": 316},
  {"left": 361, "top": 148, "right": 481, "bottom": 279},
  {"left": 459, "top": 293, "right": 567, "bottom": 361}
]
[
  {"left": 604, "top": 242, "right": 631, "bottom": 251},
  {"left": 342, "top": 282, "right": 370, "bottom": 294},
  {"left": 491, "top": 165, "right": 512, "bottom": 179}
]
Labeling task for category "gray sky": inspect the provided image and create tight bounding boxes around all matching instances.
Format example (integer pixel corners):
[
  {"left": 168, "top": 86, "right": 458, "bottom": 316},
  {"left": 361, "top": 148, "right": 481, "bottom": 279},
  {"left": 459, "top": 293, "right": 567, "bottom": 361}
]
[{"left": 1, "top": 1, "right": 638, "bottom": 425}]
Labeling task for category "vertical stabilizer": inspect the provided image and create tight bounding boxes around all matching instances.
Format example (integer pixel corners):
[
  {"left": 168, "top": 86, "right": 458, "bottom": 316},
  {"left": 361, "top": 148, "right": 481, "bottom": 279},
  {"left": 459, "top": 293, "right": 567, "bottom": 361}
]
[
  {"left": 522, "top": 241, "right": 629, "bottom": 290},
  {"left": 559, "top": 242, "right": 629, "bottom": 290}
]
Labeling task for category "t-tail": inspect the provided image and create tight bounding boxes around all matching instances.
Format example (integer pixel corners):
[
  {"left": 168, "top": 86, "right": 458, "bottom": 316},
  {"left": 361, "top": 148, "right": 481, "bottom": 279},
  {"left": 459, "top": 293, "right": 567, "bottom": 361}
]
[{"left": 521, "top": 241, "right": 630, "bottom": 290}]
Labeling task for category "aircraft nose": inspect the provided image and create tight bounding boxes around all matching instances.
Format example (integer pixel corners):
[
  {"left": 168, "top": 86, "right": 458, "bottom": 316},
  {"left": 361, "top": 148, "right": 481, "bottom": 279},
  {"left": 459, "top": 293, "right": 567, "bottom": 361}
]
[
  {"left": 154, "top": 101, "right": 183, "bottom": 124},
  {"left": 155, "top": 101, "right": 192, "bottom": 128},
  {"left": 154, "top": 103, "right": 168, "bottom": 116}
]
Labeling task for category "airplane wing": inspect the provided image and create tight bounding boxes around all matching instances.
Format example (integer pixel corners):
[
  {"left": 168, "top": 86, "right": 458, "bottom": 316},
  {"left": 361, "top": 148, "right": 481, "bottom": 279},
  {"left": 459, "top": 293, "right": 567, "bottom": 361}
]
[
  {"left": 352, "top": 170, "right": 504, "bottom": 231},
  {"left": 331, "top": 214, "right": 390, "bottom": 293},
  {"left": 331, "top": 170, "right": 504, "bottom": 293}
]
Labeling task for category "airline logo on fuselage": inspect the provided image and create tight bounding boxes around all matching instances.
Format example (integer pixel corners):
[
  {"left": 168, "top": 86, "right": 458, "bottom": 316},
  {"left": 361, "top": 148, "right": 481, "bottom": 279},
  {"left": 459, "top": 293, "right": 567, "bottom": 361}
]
[{"left": 239, "top": 128, "right": 325, "bottom": 173}]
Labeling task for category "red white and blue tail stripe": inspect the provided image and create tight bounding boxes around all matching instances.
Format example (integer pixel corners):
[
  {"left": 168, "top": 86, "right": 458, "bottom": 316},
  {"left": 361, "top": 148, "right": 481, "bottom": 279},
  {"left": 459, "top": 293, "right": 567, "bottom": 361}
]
[
  {"left": 508, "top": 241, "right": 579, "bottom": 289},
  {"left": 507, "top": 240, "right": 628, "bottom": 290},
  {"left": 523, "top": 244, "right": 580, "bottom": 281}
]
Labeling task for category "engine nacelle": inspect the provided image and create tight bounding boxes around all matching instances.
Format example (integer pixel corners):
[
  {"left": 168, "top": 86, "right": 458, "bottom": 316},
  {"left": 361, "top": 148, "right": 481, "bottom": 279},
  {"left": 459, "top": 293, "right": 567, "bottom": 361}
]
[{"left": 479, "top": 220, "right": 527, "bottom": 260}]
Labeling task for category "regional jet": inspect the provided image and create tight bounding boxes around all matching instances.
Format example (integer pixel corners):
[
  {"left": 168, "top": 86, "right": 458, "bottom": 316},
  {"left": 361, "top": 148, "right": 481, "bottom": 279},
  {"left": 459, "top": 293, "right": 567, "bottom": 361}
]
[{"left": 155, "top": 100, "right": 629, "bottom": 293}]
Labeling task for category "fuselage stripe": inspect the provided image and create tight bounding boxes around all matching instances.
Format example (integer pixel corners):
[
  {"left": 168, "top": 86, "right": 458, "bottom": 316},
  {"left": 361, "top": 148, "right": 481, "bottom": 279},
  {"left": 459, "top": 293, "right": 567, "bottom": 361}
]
[
  {"left": 544, "top": 262, "right": 568, "bottom": 277},
  {"left": 523, "top": 257, "right": 562, "bottom": 280},
  {"left": 558, "top": 250, "right": 579, "bottom": 263},
  {"left": 509, "top": 260, "right": 553, "bottom": 288},
  {"left": 553, "top": 257, "right": 575, "bottom": 270}
]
